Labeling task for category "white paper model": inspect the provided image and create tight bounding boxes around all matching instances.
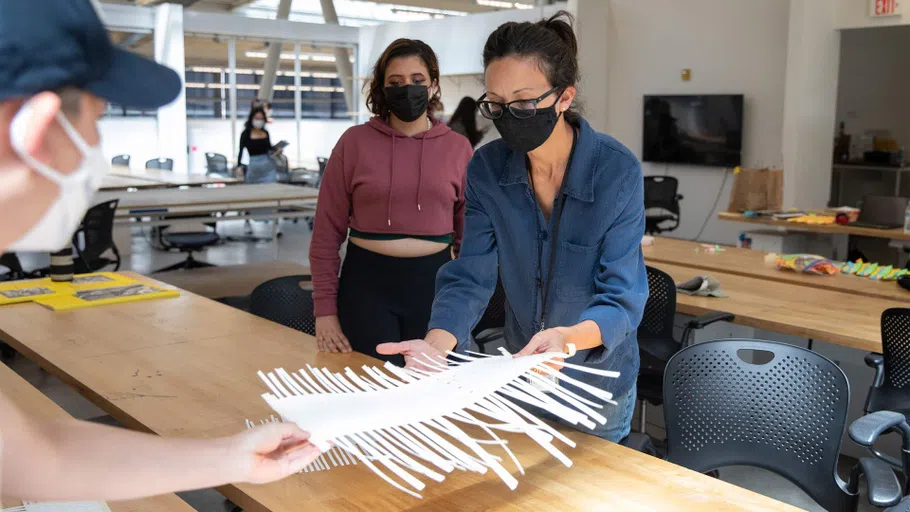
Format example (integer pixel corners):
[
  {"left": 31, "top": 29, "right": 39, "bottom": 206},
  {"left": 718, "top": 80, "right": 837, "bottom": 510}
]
[{"left": 255, "top": 345, "right": 619, "bottom": 498}]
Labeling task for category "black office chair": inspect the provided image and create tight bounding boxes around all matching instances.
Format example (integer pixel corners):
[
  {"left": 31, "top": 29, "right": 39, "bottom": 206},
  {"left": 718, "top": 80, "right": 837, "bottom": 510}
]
[
  {"left": 0, "top": 253, "right": 28, "bottom": 282},
  {"left": 471, "top": 277, "right": 506, "bottom": 354},
  {"left": 111, "top": 154, "right": 130, "bottom": 167},
  {"left": 863, "top": 308, "right": 910, "bottom": 470},
  {"left": 664, "top": 339, "right": 902, "bottom": 511},
  {"left": 145, "top": 158, "right": 174, "bottom": 171},
  {"left": 644, "top": 176, "right": 683, "bottom": 235},
  {"left": 249, "top": 275, "right": 315, "bottom": 336},
  {"left": 154, "top": 229, "right": 220, "bottom": 272},
  {"left": 72, "top": 199, "right": 121, "bottom": 273},
  {"left": 205, "top": 152, "right": 231, "bottom": 178},
  {"left": 636, "top": 266, "right": 733, "bottom": 433}
]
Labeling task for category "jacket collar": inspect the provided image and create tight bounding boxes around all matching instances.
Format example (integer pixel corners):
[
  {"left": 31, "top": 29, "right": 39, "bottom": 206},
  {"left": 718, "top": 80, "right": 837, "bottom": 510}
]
[{"left": 499, "top": 116, "right": 597, "bottom": 203}]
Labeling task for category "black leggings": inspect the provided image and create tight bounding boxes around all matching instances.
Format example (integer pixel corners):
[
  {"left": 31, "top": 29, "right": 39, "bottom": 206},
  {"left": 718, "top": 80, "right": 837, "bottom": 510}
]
[{"left": 337, "top": 243, "right": 451, "bottom": 366}]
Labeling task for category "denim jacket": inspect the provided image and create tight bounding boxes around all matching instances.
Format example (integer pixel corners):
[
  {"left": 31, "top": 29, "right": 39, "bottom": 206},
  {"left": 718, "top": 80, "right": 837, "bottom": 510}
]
[{"left": 428, "top": 117, "right": 648, "bottom": 398}]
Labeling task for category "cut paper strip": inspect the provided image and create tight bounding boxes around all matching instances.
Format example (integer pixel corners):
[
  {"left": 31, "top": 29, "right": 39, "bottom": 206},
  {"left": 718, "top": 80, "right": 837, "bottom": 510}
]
[{"left": 256, "top": 345, "right": 617, "bottom": 498}]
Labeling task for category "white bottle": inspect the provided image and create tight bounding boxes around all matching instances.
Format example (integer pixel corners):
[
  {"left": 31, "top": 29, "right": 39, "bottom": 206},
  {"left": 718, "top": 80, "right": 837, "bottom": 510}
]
[{"left": 904, "top": 201, "right": 910, "bottom": 233}]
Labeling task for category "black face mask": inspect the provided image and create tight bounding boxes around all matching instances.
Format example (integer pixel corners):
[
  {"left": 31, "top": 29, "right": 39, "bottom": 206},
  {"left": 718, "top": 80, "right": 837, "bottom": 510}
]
[
  {"left": 493, "top": 103, "right": 562, "bottom": 154},
  {"left": 384, "top": 85, "right": 429, "bottom": 122}
]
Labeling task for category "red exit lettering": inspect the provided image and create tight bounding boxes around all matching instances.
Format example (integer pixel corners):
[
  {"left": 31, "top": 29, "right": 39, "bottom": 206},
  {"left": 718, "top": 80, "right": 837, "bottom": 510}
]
[{"left": 875, "top": 0, "right": 901, "bottom": 16}]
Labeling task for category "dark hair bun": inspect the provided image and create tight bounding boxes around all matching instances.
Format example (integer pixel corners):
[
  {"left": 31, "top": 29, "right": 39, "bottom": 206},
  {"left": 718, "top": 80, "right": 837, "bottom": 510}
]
[{"left": 538, "top": 11, "right": 577, "bottom": 58}]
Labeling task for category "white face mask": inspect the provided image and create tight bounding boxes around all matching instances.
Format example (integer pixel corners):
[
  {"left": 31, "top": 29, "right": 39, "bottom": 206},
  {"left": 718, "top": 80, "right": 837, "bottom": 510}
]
[
  {"left": 8, "top": 103, "right": 108, "bottom": 252},
  {"left": 252, "top": 119, "right": 265, "bottom": 129}
]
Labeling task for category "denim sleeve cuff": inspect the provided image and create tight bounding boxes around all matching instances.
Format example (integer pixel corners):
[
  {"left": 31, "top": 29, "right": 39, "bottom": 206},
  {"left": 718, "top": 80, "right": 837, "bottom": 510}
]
[
  {"left": 427, "top": 314, "right": 471, "bottom": 353},
  {"left": 578, "top": 305, "right": 630, "bottom": 354}
]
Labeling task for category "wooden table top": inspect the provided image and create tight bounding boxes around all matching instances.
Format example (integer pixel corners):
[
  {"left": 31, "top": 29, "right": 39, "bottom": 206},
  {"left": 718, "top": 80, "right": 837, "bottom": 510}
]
[
  {"left": 718, "top": 212, "right": 910, "bottom": 241},
  {"left": 651, "top": 262, "right": 887, "bottom": 353},
  {"left": 110, "top": 166, "right": 239, "bottom": 187},
  {"left": 96, "top": 183, "right": 318, "bottom": 211},
  {"left": 0, "top": 273, "right": 797, "bottom": 512},
  {"left": 0, "top": 363, "right": 194, "bottom": 511},
  {"left": 101, "top": 174, "right": 170, "bottom": 191},
  {"left": 643, "top": 237, "right": 909, "bottom": 302}
]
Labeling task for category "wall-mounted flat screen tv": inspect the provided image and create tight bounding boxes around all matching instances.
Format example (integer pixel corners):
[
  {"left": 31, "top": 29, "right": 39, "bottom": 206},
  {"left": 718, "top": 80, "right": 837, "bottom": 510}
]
[{"left": 642, "top": 94, "right": 744, "bottom": 167}]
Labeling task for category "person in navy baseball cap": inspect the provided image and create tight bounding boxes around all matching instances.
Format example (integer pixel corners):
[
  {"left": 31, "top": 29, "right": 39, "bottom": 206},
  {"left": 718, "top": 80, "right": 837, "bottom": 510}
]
[{"left": 0, "top": 0, "right": 324, "bottom": 501}]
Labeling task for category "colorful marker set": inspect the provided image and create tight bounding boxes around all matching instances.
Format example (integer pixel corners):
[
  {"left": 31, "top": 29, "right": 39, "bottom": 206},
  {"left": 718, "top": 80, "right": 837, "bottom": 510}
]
[{"left": 841, "top": 260, "right": 909, "bottom": 281}]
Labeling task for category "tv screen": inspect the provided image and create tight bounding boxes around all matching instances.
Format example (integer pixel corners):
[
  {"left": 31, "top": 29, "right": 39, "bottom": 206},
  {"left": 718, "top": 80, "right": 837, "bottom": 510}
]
[{"left": 642, "top": 94, "right": 744, "bottom": 167}]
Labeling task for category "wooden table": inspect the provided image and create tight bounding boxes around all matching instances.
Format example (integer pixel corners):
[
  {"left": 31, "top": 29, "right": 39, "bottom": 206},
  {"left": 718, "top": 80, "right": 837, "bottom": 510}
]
[
  {"left": 643, "top": 237, "right": 909, "bottom": 302},
  {"left": 101, "top": 174, "right": 170, "bottom": 191},
  {"left": 0, "top": 363, "right": 194, "bottom": 511},
  {"left": 152, "top": 261, "right": 310, "bottom": 298},
  {"left": 110, "top": 166, "right": 239, "bottom": 187},
  {"left": 0, "top": 273, "right": 797, "bottom": 512},
  {"left": 718, "top": 211, "right": 910, "bottom": 241},
  {"left": 651, "top": 262, "right": 888, "bottom": 353}
]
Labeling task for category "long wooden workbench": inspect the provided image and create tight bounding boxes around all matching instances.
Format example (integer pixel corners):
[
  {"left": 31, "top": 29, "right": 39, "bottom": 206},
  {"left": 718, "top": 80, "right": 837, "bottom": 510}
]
[
  {"left": 718, "top": 211, "right": 910, "bottom": 241},
  {"left": 0, "top": 273, "right": 797, "bottom": 512},
  {"left": 643, "top": 236, "right": 908, "bottom": 302},
  {"left": 0, "top": 363, "right": 194, "bottom": 511}
]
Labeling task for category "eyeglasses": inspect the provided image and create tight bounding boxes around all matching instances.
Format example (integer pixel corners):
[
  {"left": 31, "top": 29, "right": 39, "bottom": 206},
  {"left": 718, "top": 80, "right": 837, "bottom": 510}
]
[{"left": 477, "top": 86, "right": 561, "bottom": 120}]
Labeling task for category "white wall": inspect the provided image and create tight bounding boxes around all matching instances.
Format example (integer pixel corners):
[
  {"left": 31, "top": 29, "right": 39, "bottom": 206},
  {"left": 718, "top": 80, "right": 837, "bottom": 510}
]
[
  {"left": 836, "top": 25, "right": 910, "bottom": 150},
  {"left": 99, "top": 117, "right": 354, "bottom": 172},
  {"left": 837, "top": 0, "right": 910, "bottom": 29},
  {"left": 598, "top": 0, "right": 791, "bottom": 244}
]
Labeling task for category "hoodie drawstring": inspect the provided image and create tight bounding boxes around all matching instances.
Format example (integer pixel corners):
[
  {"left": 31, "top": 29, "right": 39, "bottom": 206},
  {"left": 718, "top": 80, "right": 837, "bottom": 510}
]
[
  {"left": 416, "top": 136, "right": 426, "bottom": 212},
  {"left": 387, "top": 133, "right": 395, "bottom": 226}
]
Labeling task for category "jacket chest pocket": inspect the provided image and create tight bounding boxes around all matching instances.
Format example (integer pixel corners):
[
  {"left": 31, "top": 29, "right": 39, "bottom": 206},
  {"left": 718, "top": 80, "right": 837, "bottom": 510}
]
[{"left": 556, "top": 241, "right": 600, "bottom": 302}]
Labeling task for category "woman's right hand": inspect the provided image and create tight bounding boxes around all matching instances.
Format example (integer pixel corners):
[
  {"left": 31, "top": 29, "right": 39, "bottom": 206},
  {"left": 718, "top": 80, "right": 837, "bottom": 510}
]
[{"left": 315, "top": 315, "right": 352, "bottom": 353}]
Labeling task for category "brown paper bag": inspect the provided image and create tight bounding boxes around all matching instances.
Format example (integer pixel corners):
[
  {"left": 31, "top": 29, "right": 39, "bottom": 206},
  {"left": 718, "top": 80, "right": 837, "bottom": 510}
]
[{"left": 727, "top": 168, "right": 783, "bottom": 213}]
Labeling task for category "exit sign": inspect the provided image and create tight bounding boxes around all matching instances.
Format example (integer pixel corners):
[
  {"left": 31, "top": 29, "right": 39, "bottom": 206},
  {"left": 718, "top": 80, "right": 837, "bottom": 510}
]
[{"left": 871, "top": 0, "right": 902, "bottom": 17}]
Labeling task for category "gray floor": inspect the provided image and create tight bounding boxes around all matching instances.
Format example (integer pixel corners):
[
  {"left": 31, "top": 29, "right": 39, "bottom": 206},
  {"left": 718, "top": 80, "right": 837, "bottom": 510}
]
[{"left": 4, "top": 219, "right": 887, "bottom": 511}]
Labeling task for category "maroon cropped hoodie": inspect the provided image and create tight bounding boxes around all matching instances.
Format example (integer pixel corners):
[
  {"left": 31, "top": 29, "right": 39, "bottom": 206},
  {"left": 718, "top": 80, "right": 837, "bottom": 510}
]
[{"left": 310, "top": 117, "right": 472, "bottom": 317}]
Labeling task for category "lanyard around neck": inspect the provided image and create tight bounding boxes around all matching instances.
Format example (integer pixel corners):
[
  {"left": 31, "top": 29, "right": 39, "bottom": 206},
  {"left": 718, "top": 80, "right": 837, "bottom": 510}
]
[{"left": 527, "top": 128, "right": 578, "bottom": 331}]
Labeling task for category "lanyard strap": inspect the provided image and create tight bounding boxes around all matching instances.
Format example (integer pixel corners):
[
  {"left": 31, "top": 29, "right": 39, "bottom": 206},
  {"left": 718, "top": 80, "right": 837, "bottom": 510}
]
[{"left": 528, "top": 129, "right": 578, "bottom": 331}]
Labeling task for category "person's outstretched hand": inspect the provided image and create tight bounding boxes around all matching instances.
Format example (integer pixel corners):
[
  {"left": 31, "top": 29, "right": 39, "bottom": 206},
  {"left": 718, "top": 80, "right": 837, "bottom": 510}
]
[
  {"left": 229, "top": 422, "right": 322, "bottom": 484},
  {"left": 376, "top": 339, "right": 446, "bottom": 370},
  {"left": 515, "top": 327, "right": 568, "bottom": 357}
]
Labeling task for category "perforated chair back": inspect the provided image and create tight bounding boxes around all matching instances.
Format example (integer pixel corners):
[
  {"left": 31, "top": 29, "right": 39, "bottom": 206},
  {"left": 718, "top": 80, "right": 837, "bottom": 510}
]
[
  {"left": 146, "top": 158, "right": 174, "bottom": 171},
  {"left": 472, "top": 277, "right": 507, "bottom": 336},
  {"left": 250, "top": 275, "right": 316, "bottom": 336},
  {"left": 641, "top": 266, "right": 676, "bottom": 342},
  {"left": 882, "top": 308, "right": 910, "bottom": 389},
  {"left": 72, "top": 199, "right": 120, "bottom": 272},
  {"left": 665, "top": 339, "right": 853, "bottom": 512},
  {"left": 205, "top": 153, "right": 230, "bottom": 177},
  {"left": 111, "top": 154, "right": 130, "bottom": 167}
]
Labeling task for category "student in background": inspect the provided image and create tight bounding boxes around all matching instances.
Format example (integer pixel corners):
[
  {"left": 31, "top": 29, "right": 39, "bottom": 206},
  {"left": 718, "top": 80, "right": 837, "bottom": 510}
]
[
  {"left": 310, "top": 39, "right": 472, "bottom": 364},
  {"left": 448, "top": 96, "right": 486, "bottom": 148},
  {"left": 378, "top": 12, "right": 648, "bottom": 443},
  {"left": 236, "top": 106, "right": 279, "bottom": 183},
  {"left": 0, "top": 0, "right": 320, "bottom": 500}
]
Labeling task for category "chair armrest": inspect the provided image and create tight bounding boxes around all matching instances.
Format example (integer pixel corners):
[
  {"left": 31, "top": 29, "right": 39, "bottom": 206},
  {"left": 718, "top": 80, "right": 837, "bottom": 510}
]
[
  {"left": 680, "top": 312, "right": 734, "bottom": 347},
  {"left": 855, "top": 457, "right": 903, "bottom": 508},
  {"left": 686, "top": 311, "right": 735, "bottom": 330},
  {"left": 849, "top": 411, "right": 910, "bottom": 448},
  {"left": 865, "top": 353, "right": 886, "bottom": 388}
]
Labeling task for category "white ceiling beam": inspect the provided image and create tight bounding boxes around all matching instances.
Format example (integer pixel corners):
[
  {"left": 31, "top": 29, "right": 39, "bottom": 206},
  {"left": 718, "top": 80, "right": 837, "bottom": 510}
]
[
  {"left": 350, "top": 0, "right": 496, "bottom": 13},
  {"left": 184, "top": 10, "right": 358, "bottom": 45}
]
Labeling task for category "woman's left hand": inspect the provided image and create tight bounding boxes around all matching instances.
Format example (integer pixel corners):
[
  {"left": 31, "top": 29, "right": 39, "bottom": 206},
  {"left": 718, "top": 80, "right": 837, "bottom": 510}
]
[{"left": 516, "top": 327, "right": 569, "bottom": 357}]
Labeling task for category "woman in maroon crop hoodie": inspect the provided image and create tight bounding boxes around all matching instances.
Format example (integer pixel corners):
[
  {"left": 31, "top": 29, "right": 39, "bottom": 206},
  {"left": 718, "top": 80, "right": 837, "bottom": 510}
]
[{"left": 310, "top": 39, "right": 473, "bottom": 365}]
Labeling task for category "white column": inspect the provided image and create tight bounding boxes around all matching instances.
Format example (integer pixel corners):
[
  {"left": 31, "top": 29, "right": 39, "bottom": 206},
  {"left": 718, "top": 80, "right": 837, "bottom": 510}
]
[
  {"left": 228, "top": 38, "right": 238, "bottom": 164},
  {"left": 320, "top": 0, "right": 355, "bottom": 112},
  {"left": 567, "top": 0, "right": 609, "bottom": 133},
  {"left": 154, "top": 3, "right": 188, "bottom": 174},
  {"left": 294, "top": 43, "right": 302, "bottom": 164},
  {"left": 782, "top": 0, "right": 841, "bottom": 208},
  {"left": 258, "top": 0, "right": 293, "bottom": 101}
]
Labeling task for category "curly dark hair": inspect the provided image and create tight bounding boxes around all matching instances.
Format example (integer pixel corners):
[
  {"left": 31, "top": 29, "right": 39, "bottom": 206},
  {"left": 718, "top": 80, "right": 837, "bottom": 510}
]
[
  {"left": 483, "top": 10, "right": 580, "bottom": 123},
  {"left": 364, "top": 38, "right": 443, "bottom": 120}
]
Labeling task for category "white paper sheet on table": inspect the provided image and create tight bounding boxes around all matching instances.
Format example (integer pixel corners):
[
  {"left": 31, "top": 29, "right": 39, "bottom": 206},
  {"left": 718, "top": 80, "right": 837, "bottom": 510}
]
[{"left": 254, "top": 345, "right": 619, "bottom": 498}]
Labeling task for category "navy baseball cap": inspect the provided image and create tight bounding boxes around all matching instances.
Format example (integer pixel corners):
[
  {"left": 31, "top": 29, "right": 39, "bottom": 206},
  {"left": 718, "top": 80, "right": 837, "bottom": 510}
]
[{"left": 0, "top": 0, "right": 182, "bottom": 109}]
